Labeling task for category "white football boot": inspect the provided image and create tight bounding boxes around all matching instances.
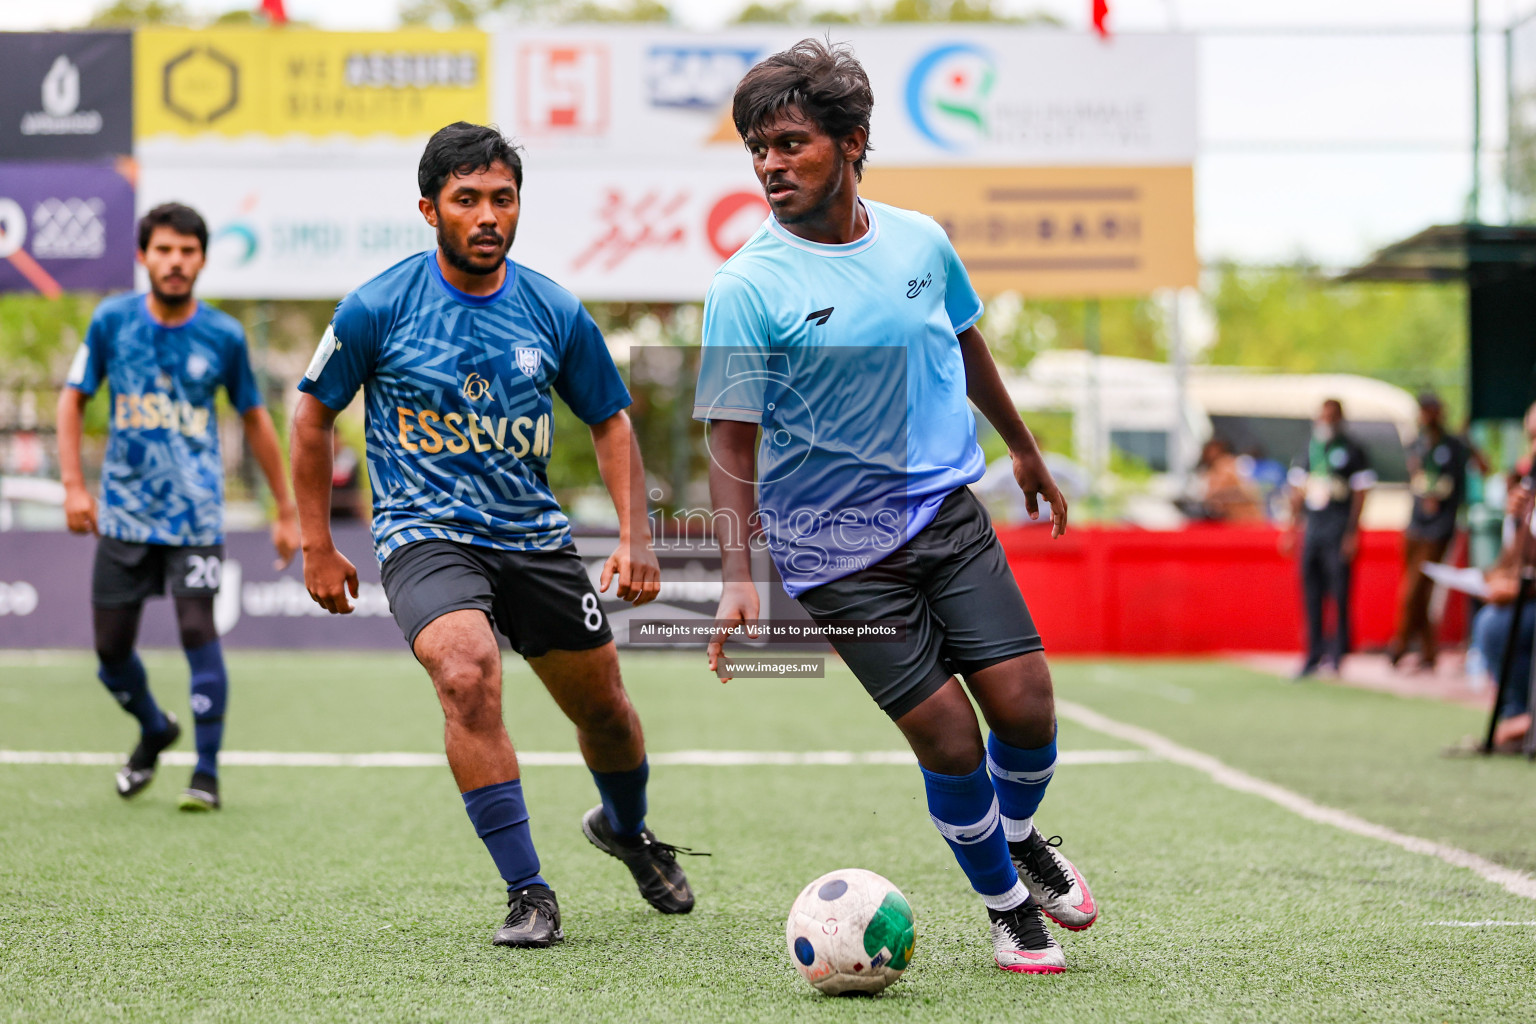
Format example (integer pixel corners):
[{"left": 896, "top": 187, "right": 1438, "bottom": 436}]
[
  {"left": 1010, "top": 827, "right": 1098, "bottom": 930},
  {"left": 988, "top": 900, "right": 1066, "bottom": 974}
]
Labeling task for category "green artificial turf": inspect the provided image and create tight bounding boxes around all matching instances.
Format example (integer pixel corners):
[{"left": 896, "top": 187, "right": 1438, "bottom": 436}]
[{"left": 2, "top": 651, "right": 1534, "bottom": 1023}]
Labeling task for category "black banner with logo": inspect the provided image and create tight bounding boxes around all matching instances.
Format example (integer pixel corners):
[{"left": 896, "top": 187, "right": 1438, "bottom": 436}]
[{"left": 0, "top": 32, "right": 133, "bottom": 160}]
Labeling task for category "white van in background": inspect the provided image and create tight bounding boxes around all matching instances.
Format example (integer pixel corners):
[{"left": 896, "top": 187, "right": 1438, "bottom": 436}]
[{"left": 999, "top": 351, "right": 1418, "bottom": 529}]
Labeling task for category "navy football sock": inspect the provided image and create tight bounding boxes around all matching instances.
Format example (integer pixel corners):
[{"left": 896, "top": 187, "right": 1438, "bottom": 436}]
[
  {"left": 185, "top": 640, "right": 228, "bottom": 778},
  {"left": 986, "top": 728, "right": 1057, "bottom": 842},
  {"left": 97, "top": 652, "right": 169, "bottom": 738},
  {"left": 462, "top": 779, "right": 547, "bottom": 893},
  {"left": 921, "top": 761, "right": 1028, "bottom": 911},
  {"left": 589, "top": 756, "right": 649, "bottom": 836}
]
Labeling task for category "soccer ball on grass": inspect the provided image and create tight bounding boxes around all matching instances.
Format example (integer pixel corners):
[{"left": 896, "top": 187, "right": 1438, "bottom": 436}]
[{"left": 785, "top": 868, "right": 916, "bottom": 995}]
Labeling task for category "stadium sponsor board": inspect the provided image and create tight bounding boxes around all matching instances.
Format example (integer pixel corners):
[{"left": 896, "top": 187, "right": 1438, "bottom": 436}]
[
  {"left": 133, "top": 29, "right": 489, "bottom": 140},
  {"left": 0, "top": 31, "right": 133, "bottom": 160},
  {"left": 0, "top": 161, "right": 135, "bottom": 296},
  {"left": 862, "top": 164, "right": 1198, "bottom": 296},
  {"left": 493, "top": 28, "right": 1196, "bottom": 167},
  {"left": 0, "top": 530, "right": 734, "bottom": 650},
  {"left": 136, "top": 160, "right": 435, "bottom": 298}
]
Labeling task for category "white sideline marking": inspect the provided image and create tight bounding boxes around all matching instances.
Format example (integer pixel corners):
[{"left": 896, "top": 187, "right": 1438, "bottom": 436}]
[
  {"left": 0, "top": 748, "right": 1155, "bottom": 769},
  {"left": 1429, "top": 920, "right": 1536, "bottom": 927},
  {"left": 1056, "top": 699, "right": 1536, "bottom": 903}
]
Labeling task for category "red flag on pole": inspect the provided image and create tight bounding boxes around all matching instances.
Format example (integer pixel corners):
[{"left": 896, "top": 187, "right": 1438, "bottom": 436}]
[
  {"left": 1092, "top": 0, "right": 1110, "bottom": 38},
  {"left": 260, "top": 0, "right": 287, "bottom": 24}
]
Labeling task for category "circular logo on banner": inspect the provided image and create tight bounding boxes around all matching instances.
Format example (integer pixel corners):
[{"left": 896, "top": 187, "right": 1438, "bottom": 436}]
[
  {"left": 0, "top": 199, "right": 27, "bottom": 259},
  {"left": 905, "top": 42, "right": 996, "bottom": 152},
  {"left": 706, "top": 191, "right": 770, "bottom": 261}
]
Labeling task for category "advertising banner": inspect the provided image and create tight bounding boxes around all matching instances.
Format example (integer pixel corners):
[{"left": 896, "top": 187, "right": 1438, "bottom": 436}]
[
  {"left": 862, "top": 165, "right": 1199, "bottom": 296},
  {"left": 0, "top": 529, "right": 725, "bottom": 650},
  {"left": 0, "top": 31, "right": 133, "bottom": 160},
  {"left": 136, "top": 160, "right": 435, "bottom": 299},
  {"left": 0, "top": 161, "right": 135, "bottom": 296},
  {"left": 134, "top": 28, "right": 489, "bottom": 140},
  {"left": 492, "top": 28, "right": 1197, "bottom": 168}
]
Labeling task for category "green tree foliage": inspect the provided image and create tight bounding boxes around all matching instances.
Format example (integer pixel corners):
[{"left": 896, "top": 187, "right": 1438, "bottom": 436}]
[
  {"left": 1205, "top": 263, "right": 1466, "bottom": 416},
  {"left": 87, "top": 0, "right": 192, "bottom": 27},
  {"left": 731, "top": 0, "right": 1060, "bottom": 23},
  {"left": 401, "top": 0, "right": 670, "bottom": 27}
]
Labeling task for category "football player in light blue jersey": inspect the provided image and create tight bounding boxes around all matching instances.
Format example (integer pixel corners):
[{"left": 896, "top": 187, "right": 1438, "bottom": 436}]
[
  {"left": 290, "top": 123, "right": 702, "bottom": 950},
  {"left": 57, "top": 202, "right": 300, "bottom": 813},
  {"left": 695, "top": 41, "right": 1097, "bottom": 975}
]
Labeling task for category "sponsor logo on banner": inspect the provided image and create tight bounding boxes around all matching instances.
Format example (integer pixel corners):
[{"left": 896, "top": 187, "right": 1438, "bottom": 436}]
[
  {"left": 573, "top": 189, "right": 688, "bottom": 271},
  {"left": 0, "top": 162, "right": 134, "bottom": 295},
  {"left": 21, "top": 55, "right": 104, "bottom": 137},
  {"left": 0, "top": 33, "right": 132, "bottom": 158},
  {"left": 518, "top": 44, "right": 609, "bottom": 135},
  {"left": 136, "top": 29, "right": 489, "bottom": 138},
  {"left": 905, "top": 43, "right": 996, "bottom": 152},
  {"left": 905, "top": 39, "right": 1162, "bottom": 157},
  {"left": 705, "top": 191, "right": 768, "bottom": 260},
  {"left": 644, "top": 46, "right": 759, "bottom": 110}
]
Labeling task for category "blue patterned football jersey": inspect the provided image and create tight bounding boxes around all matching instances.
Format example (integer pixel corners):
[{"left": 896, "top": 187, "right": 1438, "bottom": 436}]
[
  {"left": 67, "top": 293, "right": 263, "bottom": 547},
  {"left": 298, "top": 252, "right": 631, "bottom": 562}
]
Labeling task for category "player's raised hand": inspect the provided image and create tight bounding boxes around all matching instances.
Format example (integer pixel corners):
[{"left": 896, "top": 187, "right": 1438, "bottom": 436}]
[
  {"left": 600, "top": 541, "right": 662, "bottom": 607},
  {"left": 271, "top": 511, "right": 300, "bottom": 570},
  {"left": 63, "top": 484, "right": 97, "bottom": 535},
  {"left": 1011, "top": 448, "right": 1069, "bottom": 539},
  {"left": 708, "top": 581, "right": 760, "bottom": 683},
  {"left": 304, "top": 543, "right": 359, "bottom": 614}
]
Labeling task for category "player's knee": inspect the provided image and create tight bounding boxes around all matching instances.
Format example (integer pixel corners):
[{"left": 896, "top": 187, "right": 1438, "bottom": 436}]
[
  {"left": 434, "top": 657, "right": 501, "bottom": 731},
  {"left": 572, "top": 686, "right": 635, "bottom": 738}
]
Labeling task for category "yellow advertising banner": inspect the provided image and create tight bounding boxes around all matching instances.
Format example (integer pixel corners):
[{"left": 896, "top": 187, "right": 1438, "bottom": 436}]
[
  {"left": 135, "top": 29, "right": 489, "bottom": 139},
  {"left": 862, "top": 165, "right": 1198, "bottom": 298}
]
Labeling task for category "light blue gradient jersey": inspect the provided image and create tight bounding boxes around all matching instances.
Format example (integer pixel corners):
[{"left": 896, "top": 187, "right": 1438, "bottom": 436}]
[
  {"left": 693, "top": 199, "right": 985, "bottom": 597},
  {"left": 298, "top": 252, "right": 630, "bottom": 563},
  {"left": 67, "top": 293, "right": 263, "bottom": 547}
]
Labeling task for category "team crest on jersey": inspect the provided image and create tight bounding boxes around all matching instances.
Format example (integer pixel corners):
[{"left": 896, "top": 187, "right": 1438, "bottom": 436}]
[
  {"left": 515, "top": 347, "right": 542, "bottom": 377},
  {"left": 186, "top": 353, "right": 209, "bottom": 379}
]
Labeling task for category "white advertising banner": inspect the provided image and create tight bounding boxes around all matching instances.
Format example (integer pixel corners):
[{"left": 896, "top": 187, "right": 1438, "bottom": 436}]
[
  {"left": 492, "top": 27, "right": 1196, "bottom": 168},
  {"left": 136, "top": 158, "right": 436, "bottom": 299}
]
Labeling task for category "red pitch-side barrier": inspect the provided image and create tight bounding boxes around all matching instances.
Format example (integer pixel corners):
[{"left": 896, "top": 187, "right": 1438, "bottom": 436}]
[{"left": 996, "top": 525, "right": 1469, "bottom": 655}]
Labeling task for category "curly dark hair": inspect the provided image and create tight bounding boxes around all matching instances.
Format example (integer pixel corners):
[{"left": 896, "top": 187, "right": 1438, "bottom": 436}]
[
  {"left": 732, "top": 39, "right": 874, "bottom": 180},
  {"left": 418, "top": 121, "right": 524, "bottom": 201}
]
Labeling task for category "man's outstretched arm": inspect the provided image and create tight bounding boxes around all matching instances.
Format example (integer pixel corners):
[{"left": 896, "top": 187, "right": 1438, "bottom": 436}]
[
  {"left": 589, "top": 410, "right": 661, "bottom": 606},
  {"left": 241, "top": 406, "right": 300, "bottom": 568},
  {"left": 290, "top": 393, "right": 358, "bottom": 614},
  {"left": 956, "top": 325, "right": 1068, "bottom": 538}
]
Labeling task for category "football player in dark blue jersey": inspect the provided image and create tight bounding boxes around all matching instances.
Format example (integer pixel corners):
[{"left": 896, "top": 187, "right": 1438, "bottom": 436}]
[
  {"left": 57, "top": 202, "right": 300, "bottom": 812},
  {"left": 290, "top": 123, "right": 701, "bottom": 949}
]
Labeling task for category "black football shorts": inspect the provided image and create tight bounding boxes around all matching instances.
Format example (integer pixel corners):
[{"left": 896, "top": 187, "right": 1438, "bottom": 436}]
[
  {"left": 795, "top": 487, "right": 1043, "bottom": 721},
  {"left": 92, "top": 536, "right": 225, "bottom": 608},
  {"left": 380, "top": 538, "right": 613, "bottom": 657}
]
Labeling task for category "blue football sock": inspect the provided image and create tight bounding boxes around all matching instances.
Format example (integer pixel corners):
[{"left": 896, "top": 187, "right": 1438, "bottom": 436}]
[
  {"left": 97, "top": 652, "right": 169, "bottom": 738},
  {"left": 185, "top": 640, "right": 228, "bottom": 778},
  {"left": 921, "top": 761, "right": 1027, "bottom": 910},
  {"left": 986, "top": 728, "right": 1057, "bottom": 842},
  {"left": 462, "top": 779, "right": 547, "bottom": 893},
  {"left": 589, "top": 756, "right": 649, "bottom": 836}
]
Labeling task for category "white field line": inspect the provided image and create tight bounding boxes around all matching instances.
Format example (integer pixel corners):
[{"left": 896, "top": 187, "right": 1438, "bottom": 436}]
[
  {"left": 0, "top": 748, "right": 1155, "bottom": 769},
  {"left": 1429, "top": 920, "right": 1536, "bottom": 927},
  {"left": 1055, "top": 699, "right": 1536, "bottom": 903}
]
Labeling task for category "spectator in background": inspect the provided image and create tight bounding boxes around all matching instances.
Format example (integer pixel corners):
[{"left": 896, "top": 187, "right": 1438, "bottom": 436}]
[
  {"left": 1285, "top": 398, "right": 1375, "bottom": 678},
  {"left": 1387, "top": 392, "right": 1473, "bottom": 672},
  {"left": 1192, "top": 437, "right": 1265, "bottom": 522},
  {"left": 1466, "top": 478, "right": 1535, "bottom": 751}
]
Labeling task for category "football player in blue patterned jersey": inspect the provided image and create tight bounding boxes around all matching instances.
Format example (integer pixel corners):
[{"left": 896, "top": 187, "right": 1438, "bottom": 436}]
[
  {"left": 57, "top": 202, "right": 301, "bottom": 813},
  {"left": 290, "top": 123, "right": 701, "bottom": 949}
]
